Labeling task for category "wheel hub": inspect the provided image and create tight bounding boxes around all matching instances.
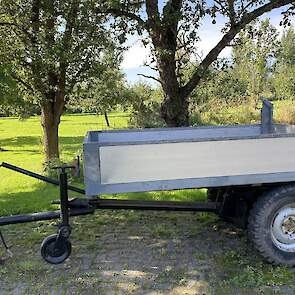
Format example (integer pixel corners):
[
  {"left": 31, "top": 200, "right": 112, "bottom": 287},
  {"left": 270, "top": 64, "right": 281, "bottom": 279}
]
[
  {"left": 282, "top": 216, "right": 295, "bottom": 235},
  {"left": 271, "top": 207, "right": 295, "bottom": 252}
]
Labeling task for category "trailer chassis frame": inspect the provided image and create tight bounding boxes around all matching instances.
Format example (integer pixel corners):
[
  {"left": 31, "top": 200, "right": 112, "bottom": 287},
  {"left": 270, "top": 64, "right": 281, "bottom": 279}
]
[{"left": 0, "top": 162, "right": 220, "bottom": 263}]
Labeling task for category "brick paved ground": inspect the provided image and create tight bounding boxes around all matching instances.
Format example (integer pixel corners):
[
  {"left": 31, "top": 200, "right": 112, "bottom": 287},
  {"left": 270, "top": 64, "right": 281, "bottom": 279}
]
[{"left": 0, "top": 210, "right": 294, "bottom": 294}]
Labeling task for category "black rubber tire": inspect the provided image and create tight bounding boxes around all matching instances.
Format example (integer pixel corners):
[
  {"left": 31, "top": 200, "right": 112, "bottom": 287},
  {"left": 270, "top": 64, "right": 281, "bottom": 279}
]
[
  {"left": 248, "top": 185, "right": 295, "bottom": 266},
  {"left": 40, "top": 234, "right": 71, "bottom": 264}
]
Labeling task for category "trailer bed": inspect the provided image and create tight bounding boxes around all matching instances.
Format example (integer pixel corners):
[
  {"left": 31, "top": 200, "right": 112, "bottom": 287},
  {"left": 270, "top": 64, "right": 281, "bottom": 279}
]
[{"left": 83, "top": 123, "right": 295, "bottom": 196}]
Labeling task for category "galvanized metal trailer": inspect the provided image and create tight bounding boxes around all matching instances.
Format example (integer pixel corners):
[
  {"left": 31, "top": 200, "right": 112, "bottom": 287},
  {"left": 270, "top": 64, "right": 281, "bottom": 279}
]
[{"left": 2, "top": 100, "right": 295, "bottom": 266}]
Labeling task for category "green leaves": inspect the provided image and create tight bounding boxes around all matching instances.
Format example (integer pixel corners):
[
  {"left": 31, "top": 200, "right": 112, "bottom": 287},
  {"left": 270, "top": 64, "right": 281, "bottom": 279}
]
[
  {"left": 273, "top": 26, "right": 295, "bottom": 100},
  {"left": 68, "top": 62, "right": 129, "bottom": 115},
  {"left": 232, "top": 19, "right": 279, "bottom": 102}
]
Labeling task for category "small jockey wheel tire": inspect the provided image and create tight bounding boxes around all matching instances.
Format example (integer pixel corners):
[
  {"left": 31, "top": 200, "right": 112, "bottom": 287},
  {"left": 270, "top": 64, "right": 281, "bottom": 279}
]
[{"left": 40, "top": 234, "right": 71, "bottom": 264}]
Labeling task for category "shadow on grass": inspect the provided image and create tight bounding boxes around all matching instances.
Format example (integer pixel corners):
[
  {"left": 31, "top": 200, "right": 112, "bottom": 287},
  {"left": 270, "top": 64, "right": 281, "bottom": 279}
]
[
  {"left": 0, "top": 136, "right": 41, "bottom": 149},
  {"left": 60, "top": 136, "right": 84, "bottom": 153},
  {"left": 0, "top": 149, "right": 41, "bottom": 154},
  {"left": 0, "top": 182, "right": 60, "bottom": 216},
  {"left": 0, "top": 136, "right": 84, "bottom": 154}
]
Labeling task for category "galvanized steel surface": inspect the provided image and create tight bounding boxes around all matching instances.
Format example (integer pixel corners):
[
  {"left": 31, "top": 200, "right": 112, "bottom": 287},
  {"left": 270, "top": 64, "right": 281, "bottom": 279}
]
[{"left": 83, "top": 123, "right": 295, "bottom": 196}]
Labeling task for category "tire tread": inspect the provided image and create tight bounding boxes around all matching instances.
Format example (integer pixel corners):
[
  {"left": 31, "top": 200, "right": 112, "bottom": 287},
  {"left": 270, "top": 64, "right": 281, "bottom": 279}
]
[{"left": 248, "top": 185, "right": 295, "bottom": 266}]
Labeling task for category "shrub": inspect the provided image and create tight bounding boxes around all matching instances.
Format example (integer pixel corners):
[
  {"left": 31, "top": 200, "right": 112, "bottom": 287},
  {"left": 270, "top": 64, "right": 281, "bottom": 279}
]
[
  {"left": 128, "top": 83, "right": 166, "bottom": 128},
  {"left": 275, "top": 101, "right": 295, "bottom": 124}
]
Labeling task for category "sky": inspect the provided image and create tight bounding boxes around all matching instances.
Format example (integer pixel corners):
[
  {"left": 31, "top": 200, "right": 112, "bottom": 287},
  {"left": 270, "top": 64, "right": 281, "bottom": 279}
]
[{"left": 121, "top": 1, "right": 294, "bottom": 85}]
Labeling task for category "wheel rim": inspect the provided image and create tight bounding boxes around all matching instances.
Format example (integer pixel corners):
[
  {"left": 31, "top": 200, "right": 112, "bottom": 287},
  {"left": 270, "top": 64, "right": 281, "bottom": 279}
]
[
  {"left": 41, "top": 235, "right": 71, "bottom": 264},
  {"left": 271, "top": 206, "right": 295, "bottom": 252},
  {"left": 46, "top": 241, "right": 66, "bottom": 258}
]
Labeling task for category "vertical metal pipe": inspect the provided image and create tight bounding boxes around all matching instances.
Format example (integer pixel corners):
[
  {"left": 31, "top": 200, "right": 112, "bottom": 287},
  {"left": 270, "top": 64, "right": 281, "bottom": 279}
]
[{"left": 59, "top": 170, "right": 69, "bottom": 226}]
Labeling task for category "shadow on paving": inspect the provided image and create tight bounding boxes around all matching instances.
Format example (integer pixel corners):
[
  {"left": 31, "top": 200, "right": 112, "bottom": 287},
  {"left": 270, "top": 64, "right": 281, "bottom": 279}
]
[{"left": 0, "top": 209, "right": 294, "bottom": 295}]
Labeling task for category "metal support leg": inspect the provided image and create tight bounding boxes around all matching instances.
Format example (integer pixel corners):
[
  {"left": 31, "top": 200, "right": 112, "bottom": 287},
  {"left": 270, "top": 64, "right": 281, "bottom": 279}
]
[
  {"left": 58, "top": 168, "right": 70, "bottom": 234},
  {"left": 41, "top": 166, "right": 74, "bottom": 264},
  {"left": 55, "top": 168, "right": 71, "bottom": 249}
]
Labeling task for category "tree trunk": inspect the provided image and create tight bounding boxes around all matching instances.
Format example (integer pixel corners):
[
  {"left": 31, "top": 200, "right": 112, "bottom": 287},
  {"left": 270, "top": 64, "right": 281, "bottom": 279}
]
[
  {"left": 160, "top": 93, "right": 189, "bottom": 127},
  {"left": 157, "top": 56, "right": 190, "bottom": 127},
  {"left": 41, "top": 105, "right": 61, "bottom": 161},
  {"left": 145, "top": 0, "right": 189, "bottom": 127},
  {"left": 39, "top": 66, "right": 66, "bottom": 161},
  {"left": 104, "top": 112, "right": 110, "bottom": 127},
  {"left": 42, "top": 121, "right": 59, "bottom": 160}
]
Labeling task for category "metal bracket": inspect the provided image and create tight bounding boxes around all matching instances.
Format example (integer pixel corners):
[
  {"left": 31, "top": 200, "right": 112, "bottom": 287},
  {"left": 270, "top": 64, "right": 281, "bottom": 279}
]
[{"left": 261, "top": 98, "right": 274, "bottom": 134}]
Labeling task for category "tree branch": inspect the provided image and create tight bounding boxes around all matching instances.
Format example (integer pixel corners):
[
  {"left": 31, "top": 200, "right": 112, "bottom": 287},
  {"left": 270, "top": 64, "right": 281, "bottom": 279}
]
[
  {"left": 146, "top": 0, "right": 161, "bottom": 33},
  {"left": 55, "top": 0, "right": 80, "bottom": 117},
  {"left": 68, "top": 53, "right": 94, "bottom": 91},
  {"left": 226, "top": 0, "right": 236, "bottom": 24},
  {"left": 10, "top": 73, "right": 34, "bottom": 93},
  {"left": 31, "top": 0, "right": 40, "bottom": 44},
  {"left": 241, "top": 0, "right": 294, "bottom": 25},
  {"left": 104, "top": 8, "right": 147, "bottom": 28},
  {"left": 241, "top": 1, "right": 259, "bottom": 15},
  {"left": 137, "top": 73, "right": 162, "bottom": 84},
  {"left": 214, "top": 0, "right": 229, "bottom": 16},
  {"left": 143, "top": 63, "right": 158, "bottom": 71},
  {"left": 183, "top": 0, "right": 295, "bottom": 96}
]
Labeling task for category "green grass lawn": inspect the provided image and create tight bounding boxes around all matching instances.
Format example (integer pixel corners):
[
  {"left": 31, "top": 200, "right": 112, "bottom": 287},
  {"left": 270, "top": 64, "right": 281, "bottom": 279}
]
[
  {"left": 1, "top": 110, "right": 295, "bottom": 294},
  {"left": 0, "top": 113, "right": 205, "bottom": 216}
]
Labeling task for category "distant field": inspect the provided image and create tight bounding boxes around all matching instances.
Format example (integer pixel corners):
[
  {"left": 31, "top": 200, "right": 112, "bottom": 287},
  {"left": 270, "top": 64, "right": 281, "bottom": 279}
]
[{"left": 0, "top": 112, "right": 205, "bottom": 215}]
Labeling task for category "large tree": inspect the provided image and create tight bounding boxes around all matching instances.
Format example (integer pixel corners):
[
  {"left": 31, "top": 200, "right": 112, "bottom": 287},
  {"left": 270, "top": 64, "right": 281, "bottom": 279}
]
[
  {"left": 102, "top": 0, "right": 295, "bottom": 126},
  {"left": 68, "top": 63, "right": 130, "bottom": 121},
  {"left": 0, "top": 1, "right": 120, "bottom": 160}
]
